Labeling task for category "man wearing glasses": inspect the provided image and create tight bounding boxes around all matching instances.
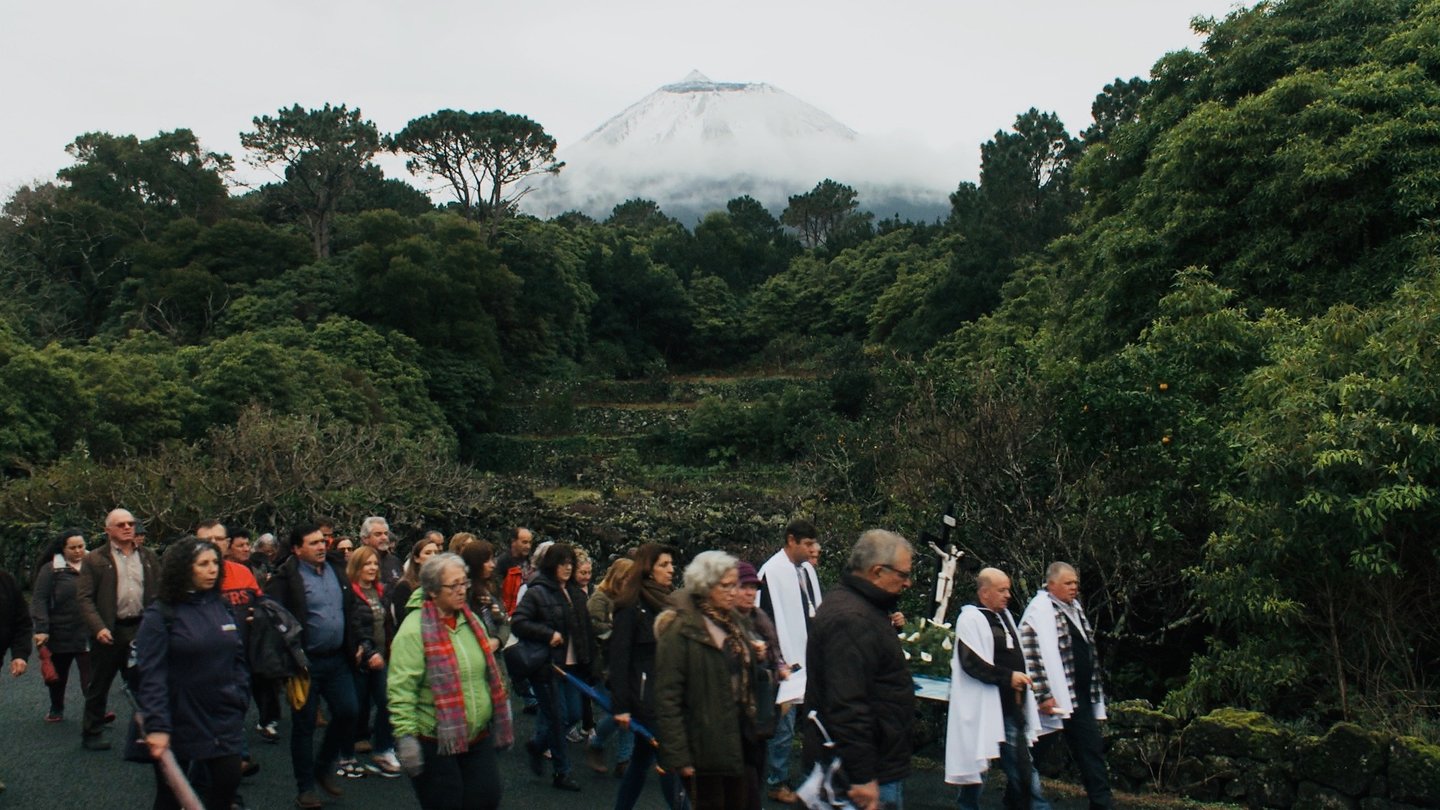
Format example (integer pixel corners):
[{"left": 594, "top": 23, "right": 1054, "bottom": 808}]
[
  {"left": 76, "top": 508, "right": 160, "bottom": 750},
  {"left": 803, "top": 529, "right": 917, "bottom": 810},
  {"left": 265, "top": 522, "right": 381, "bottom": 809}
]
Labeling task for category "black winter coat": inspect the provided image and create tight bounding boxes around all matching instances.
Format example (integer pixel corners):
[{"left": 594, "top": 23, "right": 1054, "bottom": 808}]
[
  {"left": 802, "top": 573, "right": 915, "bottom": 786},
  {"left": 607, "top": 598, "right": 662, "bottom": 726},
  {"left": 511, "top": 574, "right": 594, "bottom": 673},
  {"left": 31, "top": 561, "right": 89, "bottom": 654},
  {"left": 263, "top": 554, "right": 375, "bottom": 667}
]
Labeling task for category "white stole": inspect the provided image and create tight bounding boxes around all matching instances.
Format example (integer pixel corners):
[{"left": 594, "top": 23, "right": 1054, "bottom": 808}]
[
  {"left": 1020, "top": 591, "right": 1105, "bottom": 735},
  {"left": 945, "top": 605, "right": 1041, "bottom": 784},
  {"left": 757, "top": 549, "right": 820, "bottom": 704}
]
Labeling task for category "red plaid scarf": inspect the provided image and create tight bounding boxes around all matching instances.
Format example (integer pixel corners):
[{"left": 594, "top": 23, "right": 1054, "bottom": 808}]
[{"left": 420, "top": 599, "right": 513, "bottom": 755}]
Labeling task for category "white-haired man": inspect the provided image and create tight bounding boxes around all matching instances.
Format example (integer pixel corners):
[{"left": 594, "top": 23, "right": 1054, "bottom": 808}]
[{"left": 1021, "top": 562, "right": 1112, "bottom": 810}]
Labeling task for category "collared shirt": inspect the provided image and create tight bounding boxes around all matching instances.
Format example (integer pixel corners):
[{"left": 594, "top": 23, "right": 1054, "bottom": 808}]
[
  {"left": 299, "top": 561, "right": 345, "bottom": 654},
  {"left": 1046, "top": 592, "right": 1090, "bottom": 643},
  {"left": 113, "top": 544, "right": 144, "bottom": 620}
]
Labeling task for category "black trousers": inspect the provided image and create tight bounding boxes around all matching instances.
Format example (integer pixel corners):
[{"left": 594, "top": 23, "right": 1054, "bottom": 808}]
[
  {"left": 253, "top": 672, "right": 282, "bottom": 726},
  {"left": 84, "top": 621, "right": 139, "bottom": 737},
  {"left": 152, "top": 753, "right": 241, "bottom": 810},
  {"left": 409, "top": 736, "right": 502, "bottom": 810},
  {"left": 1061, "top": 698, "right": 1113, "bottom": 810},
  {"left": 47, "top": 651, "right": 92, "bottom": 712}
]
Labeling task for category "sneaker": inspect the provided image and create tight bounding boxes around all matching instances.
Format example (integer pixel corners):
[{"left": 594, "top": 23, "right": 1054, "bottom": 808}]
[
  {"left": 81, "top": 734, "right": 111, "bottom": 751},
  {"left": 565, "top": 725, "right": 586, "bottom": 743},
  {"left": 102, "top": 711, "right": 116, "bottom": 724},
  {"left": 335, "top": 758, "right": 366, "bottom": 779},
  {"left": 294, "top": 791, "right": 323, "bottom": 810},
  {"left": 369, "top": 751, "right": 402, "bottom": 778},
  {"left": 767, "top": 785, "right": 798, "bottom": 804},
  {"left": 255, "top": 721, "right": 280, "bottom": 742},
  {"left": 45, "top": 709, "right": 63, "bottom": 723},
  {"left": 612, "top": 760, "right": 629, "bottom": 778}
]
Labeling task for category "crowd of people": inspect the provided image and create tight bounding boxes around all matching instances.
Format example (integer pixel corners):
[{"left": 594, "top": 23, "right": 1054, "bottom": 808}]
[{"left": 0, "top": 509, "right": 1117, "bottom": 810}]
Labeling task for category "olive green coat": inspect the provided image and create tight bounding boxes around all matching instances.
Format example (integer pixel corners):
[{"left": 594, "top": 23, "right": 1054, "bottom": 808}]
[{"left": 653, "top": 594, "right": 746, "bottom": 776}]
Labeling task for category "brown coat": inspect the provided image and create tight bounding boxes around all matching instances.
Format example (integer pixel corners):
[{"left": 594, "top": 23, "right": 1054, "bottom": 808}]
[{"left": 76, "top": 542, "right": 160, "bottom": 637}]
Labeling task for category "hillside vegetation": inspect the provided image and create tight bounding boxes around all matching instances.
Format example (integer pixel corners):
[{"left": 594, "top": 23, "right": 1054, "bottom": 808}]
[{"left": 2, "top": 0, "right": 1438, "bottom": 736}]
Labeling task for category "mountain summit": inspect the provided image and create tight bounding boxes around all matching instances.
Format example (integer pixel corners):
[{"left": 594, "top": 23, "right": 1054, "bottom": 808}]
[{"left": 525, "top": 73, "right": 953, "bottom": 223}]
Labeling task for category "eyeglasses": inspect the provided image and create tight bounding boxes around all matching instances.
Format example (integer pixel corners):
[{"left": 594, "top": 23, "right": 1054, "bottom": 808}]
[
  {"left": 114, "top": 521, "right": 136, "bottom": 528},
  {"left": 441, "top": 581, "right": 471, "bottom": 592},
  {"left": 879, "top": 564, "right": 913, "bottom": 581}
]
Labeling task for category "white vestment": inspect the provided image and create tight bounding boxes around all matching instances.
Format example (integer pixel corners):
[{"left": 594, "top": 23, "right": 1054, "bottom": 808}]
[
  {"left": 757, "top": 549, "right": 821, "bottom": 704},
  {"left": 944, "top": 604, "right": 1040, "bottom": 785},
  {"left": 1020, "top": 592, "right": 1106, "bottom": 735}
]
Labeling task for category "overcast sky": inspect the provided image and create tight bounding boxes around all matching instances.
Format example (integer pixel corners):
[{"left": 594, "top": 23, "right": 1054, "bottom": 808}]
[{"left": 0, "top": 0, "right": 1249, "bottom": 199}]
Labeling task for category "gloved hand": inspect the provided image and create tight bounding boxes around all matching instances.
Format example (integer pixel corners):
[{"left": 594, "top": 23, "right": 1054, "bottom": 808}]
[{"left": 397, "top": 735, "right": 423, "bottom": 777}]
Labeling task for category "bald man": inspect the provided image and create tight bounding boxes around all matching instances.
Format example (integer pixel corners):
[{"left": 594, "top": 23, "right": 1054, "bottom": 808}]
[
  {"left": 76, "top": 508, "right": 160, "bottom": 750},
  {"left": 1021, "top": 562, "right": 1112, "bottom": 810},
  {"left": 946, "top": 568, "right": 1048, "bottom": 810}
]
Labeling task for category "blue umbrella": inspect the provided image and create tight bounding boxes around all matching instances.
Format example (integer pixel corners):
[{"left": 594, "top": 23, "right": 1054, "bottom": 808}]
[{"left": 551, "top": 665, "right": 660, "bottom": 745}]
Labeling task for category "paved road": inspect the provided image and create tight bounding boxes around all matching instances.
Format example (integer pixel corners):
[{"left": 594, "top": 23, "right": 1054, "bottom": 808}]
[{"left": 0, "top": 674, "right": 1123, "bottom": 809}]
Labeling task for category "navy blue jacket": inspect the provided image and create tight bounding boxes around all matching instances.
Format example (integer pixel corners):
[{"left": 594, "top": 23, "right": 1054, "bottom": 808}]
[{"left": 134, "top": 590, "right": 248, "bottom": 760}]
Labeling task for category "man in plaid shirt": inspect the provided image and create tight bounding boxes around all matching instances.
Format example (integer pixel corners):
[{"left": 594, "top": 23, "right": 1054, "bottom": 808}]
[{"left": 1020, "top": 562, "right": 1113, "bottom": 810}]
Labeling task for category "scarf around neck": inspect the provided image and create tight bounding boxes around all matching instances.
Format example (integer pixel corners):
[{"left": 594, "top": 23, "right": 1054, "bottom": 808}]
[
  {"left": 420, "top": 598, "right": 514, "bottom": 755},
  {"left": 640, "top": 578, "right": 671, "bottom": 610},
  {"left": 699, "top": 598, "right": 756, "bottom": 721}
]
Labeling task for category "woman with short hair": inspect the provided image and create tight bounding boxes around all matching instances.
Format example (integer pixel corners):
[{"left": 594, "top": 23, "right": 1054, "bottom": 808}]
[
  {"left": 654, "top": 550, "right": 763, "bottom": 810},
  {"left": 134, "top": 536, "right": 249, "bottom": 810},
  {"left": 511, "top": 542, "right": 594, "bottom": 792},
  {"left": 388, "top": 552, "right": 512, "bottom": 810}
]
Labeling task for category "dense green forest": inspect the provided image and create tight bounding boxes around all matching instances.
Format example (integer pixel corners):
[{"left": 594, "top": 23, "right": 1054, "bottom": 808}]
[{"left": 3, "top": 0, "right": 1438, "bottom": 737}]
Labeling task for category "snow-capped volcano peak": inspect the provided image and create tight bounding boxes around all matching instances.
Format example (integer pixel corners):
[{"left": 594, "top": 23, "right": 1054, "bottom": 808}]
[
  {"left": 524, "top": 72, "right": 952, "bottom": 223},
  {"left": 578, "top": 71, "right": 858, "bottom": 149}
]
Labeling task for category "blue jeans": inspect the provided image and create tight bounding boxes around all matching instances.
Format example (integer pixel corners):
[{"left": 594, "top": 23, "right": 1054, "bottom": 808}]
[
  {"left": 956, "top": 713, "right": 1050, "bottom": 810},
  {"left": 290, "top": 651, "right": 359, "bottom": 793},
  {"left": 589, "top": 684, "right": 636, "bottom": 763},
  {"left": 879, "top": 779, "right": 905, "bottom": 810},
  {"left": 765, "top": 702, "right": 797, "bottom": 786},
  {"left": 349, "top": 664, "right": 394, "bottom": 755},
  {"left": 613, "top": 733, "right": 679, "bottom": 810}
]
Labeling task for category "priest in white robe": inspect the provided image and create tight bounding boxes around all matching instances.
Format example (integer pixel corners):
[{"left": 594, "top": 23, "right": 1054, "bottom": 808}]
[{"left": 946, "top": 567, "right": 1049, "bottom": 810}]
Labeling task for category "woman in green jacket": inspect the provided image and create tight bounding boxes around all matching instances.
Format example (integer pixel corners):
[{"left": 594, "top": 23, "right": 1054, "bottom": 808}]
[
  {"left": 654, "top": 550, "right": 762, "bottom": 810},
  {"left": 388, "top": 552, "right": 512, "bottom": 810}
]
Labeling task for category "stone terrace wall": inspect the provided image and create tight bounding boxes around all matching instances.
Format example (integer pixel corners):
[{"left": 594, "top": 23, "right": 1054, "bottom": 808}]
[{"left": 1101, "top": 702, "right": 1440, "bottom": 808}]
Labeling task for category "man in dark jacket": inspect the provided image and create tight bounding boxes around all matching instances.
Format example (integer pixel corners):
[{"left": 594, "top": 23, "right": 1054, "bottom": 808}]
[
  {"left": 804, "top": 529, "right": 916, "bottom": 810},
  {"left": 265, "top": 522, "right": 379, "bottom": 810},
  {"left": 76, "top": 507, "right": 161, "bottom": 750}
]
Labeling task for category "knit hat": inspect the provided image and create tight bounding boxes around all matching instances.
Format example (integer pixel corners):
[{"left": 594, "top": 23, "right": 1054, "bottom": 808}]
[{"left": 736, "top": 561, "right": 760, "bottom": 588}]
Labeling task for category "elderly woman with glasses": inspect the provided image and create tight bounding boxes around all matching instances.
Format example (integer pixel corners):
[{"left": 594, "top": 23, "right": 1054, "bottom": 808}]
[
  {"left": 387, "top": 552, "right": 512, "bottom": 810},
  {"left": 655, "top": 550, "right": 768, "bottom": 810},
  {"left": 511, "top": 542, "right": 595, "bottom": 792}
]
